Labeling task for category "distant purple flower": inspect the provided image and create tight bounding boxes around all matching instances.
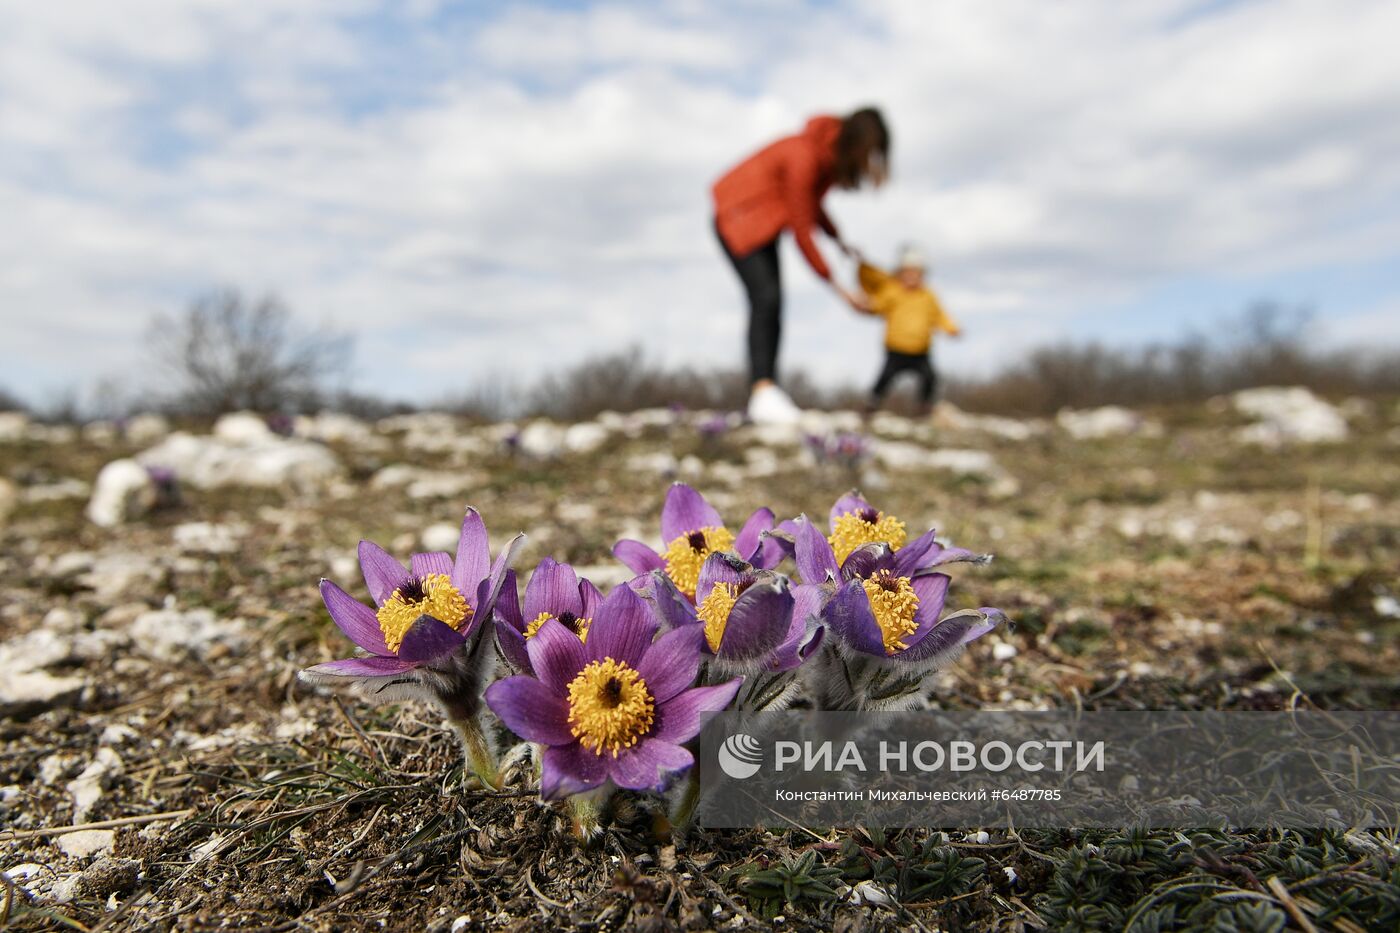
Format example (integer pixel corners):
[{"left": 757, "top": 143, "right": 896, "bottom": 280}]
[
  {"left": 144, "top": 464, "right": 181, "bottom": 508},
  {"left": 613, "top": 483, "right": 782, "bottom": 601},
  {"left": 494, "top": 558, "right": 604, "bottom": 674},
  {"left": 650, "top": 553, "right": 823, "bottom": 674},
  {"left": 300, "top": 508, "right": 520, "bottom": 690},
  {"left": 266, "top": 413, "right": 295, "bottom": 437},
  {"left": 804, "top": 432, "right": 873, "bottom": 469},
  {"left": 697, "top": 413, "right": 731, "bottom": 439},
  {"left": 794, "top": 516, "right": 1002, "bottom": 664},
  {"left": 485, "top": 585, "right": 742, "bottom": 799}
]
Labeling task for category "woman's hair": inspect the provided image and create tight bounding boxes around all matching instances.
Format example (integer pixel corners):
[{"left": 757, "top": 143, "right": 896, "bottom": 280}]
[{"left": 832, "top": 107, "right": 890, "bottom": 190}]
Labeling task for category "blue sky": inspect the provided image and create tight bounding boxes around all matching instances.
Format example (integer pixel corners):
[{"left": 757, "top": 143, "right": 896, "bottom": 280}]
[{"left": 3, "top": 0, "right": 1398, "bottom": 409}]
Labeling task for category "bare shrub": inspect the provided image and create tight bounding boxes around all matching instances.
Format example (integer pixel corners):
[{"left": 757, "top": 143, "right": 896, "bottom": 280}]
[
  {"left": 947, "top": 303, "right": 1400, "bottom": 414},
  {"left": 524, "top": 347, "right": 752, "bottom": 419},
  {"left": 149, "top": 289, "right": 351, "bottom": 416}
]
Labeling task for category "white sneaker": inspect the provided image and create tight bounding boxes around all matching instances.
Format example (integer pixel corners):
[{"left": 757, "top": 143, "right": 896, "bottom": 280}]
[{"left": 747, "top": 384, "right": 802, "bottom": 424}]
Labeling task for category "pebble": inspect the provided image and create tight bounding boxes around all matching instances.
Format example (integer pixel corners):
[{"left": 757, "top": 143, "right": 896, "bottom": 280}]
[{"left": 57, "top": 829, "right": 116, "bottom": 859}]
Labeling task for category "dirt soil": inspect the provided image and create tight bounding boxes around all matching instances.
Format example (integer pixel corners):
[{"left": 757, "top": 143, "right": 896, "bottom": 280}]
[{"left": 2, "top": 400, "right": 1397, "bottom": 931}]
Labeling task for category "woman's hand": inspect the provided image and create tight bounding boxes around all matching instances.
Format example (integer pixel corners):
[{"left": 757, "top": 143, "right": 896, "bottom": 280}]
[{"left": 838, "top": 286, "right": 873, "bottom": 314}]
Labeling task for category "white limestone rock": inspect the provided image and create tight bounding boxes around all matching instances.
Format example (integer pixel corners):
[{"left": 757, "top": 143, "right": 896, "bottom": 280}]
[
  {"left": 1231, "top": 386, "right": 1347, "bottom": 444},
  {"left": 563, "top": 422, "right": 610, "bottom": 454},
  {"left": 212, "top": 411, "right": 272, "bottom": 442},
  {"left": 57, "top": 830, "right": 116, "bottom": 859},
  {"left": 86, "top": 459, "right": 157, "bottom": 527},
  {"left": 172, "top": 522, "right": 247, "bottom": 554},
  {"left": 129, "top": 607, "right": 246, "bottom": 662},
  {"left": 125, "top": 412, "right": 171, "bottom": 443},
  {"left": 1057, "top": 405, "right": 1153, "bottom": 439},
  {"left": 137, "top": 431, "right": 341, "bottom": 491},
  {"left": 0, "top": 410, "right": 30, "bottom": 441}
]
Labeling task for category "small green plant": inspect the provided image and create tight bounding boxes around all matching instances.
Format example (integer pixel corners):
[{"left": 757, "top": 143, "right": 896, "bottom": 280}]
[{"left": 727, "top": 850, "right": 844, "bottom": 920}]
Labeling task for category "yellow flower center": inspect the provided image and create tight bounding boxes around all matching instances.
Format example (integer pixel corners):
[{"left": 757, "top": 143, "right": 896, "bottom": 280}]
[
  {"left": 662, "top": 525, "right": 735, "bottom": 598},
  {"left": 566, "top": 659, "right": 656, "bottom": 757},
  {"left": 829, "top": 509, "right": 908, "bottom": 565},
  {"left": 696, "top": 582, "right": 740, "bottom": 653},
  {"left": 525, "top": 610, "right": 592, "bottom": 643},
  {"left": 375, "top": 573, "right": 471, "bottom": 653},
  {"left": 860, "top": 570, "right": 920, "bottom": 655}
]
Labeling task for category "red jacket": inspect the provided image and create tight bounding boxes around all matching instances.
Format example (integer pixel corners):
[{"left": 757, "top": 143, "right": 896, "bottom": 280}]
[{"left": 713, "top": 115, "right": 842, "bottom": 280}]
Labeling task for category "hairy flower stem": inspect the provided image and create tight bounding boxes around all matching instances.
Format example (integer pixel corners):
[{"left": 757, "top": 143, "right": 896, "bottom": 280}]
[
  {"left": 449, "top": 713, "right": 499, "bottom": 790},
  {"left": 669, "top": 768, "right": 702, "bottom": 831},
  {"left": 568, "top": 788, "right": 611, "bottom": 843}
]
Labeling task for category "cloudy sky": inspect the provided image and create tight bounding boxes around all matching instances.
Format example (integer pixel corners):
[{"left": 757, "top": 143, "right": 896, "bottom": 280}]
[{"left": 4, "top": 0, "right": 1399, "bottom": 408}]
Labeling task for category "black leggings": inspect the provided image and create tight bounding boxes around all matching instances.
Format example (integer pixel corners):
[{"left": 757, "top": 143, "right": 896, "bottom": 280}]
[
  {"left": 716, "top": 221, "right": 782, "bottom": 384},
  {"left": 872, "top": 351, "right": 937, "bottom": 405}
]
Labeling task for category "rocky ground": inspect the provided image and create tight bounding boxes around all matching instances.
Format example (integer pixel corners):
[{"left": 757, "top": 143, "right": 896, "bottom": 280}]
[{"left": 1, "top": 389, "right": 1397, "bottom": 931}]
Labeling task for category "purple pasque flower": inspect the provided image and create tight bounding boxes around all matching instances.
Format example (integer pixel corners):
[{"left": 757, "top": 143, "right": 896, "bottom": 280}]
[
  {"left": 300, "top": 508, "right": 521, "bottom": 691},
  {"left": 613, "top": 483, "right": 782, "bottom": 602},
  {"left": 650, "top": 553, "right": 823, "bottom": 675},
  {"left": 819, "top": 490, "right": 989, "bottom": 576},
  {"left": 794, "top": 516, "right": 1002, "bottom": 665},
  {"left": 494, "top": 557, "right": 604, "bottom": 673},
  {"left": 485, "top": 584, "right": 742, "bottom": 799}
]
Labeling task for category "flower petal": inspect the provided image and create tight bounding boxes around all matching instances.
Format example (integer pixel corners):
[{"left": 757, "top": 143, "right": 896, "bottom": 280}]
[
  {"left": 923, "top": 544, "right": 993, "bottom": 568},
  {"left": 451, "top": 508, "right": 490, "bottom": 596},
  {"left": 767, "top": 583, "right": 828, "bottom": 671},
  {"left": 823, "top": 579, "right": 886, "bottom": 657},
  {"left": 650, "top": 680, "right": 743, "bottom": 743},
  {"left": 840, "top": 543, "right": 892, "bottom": 582},
  {"left": 524, "top": 557, "right": 584, "bottom": 621},
  {"left": 300, "top": 656, "right": 420, "bottom": 678},
  {"left": 606, "top": 738, "right": 694, "bottom": 793},
  {"left": 541, "top": 742, "right": 609, "bottom": 800},
  {"left": 579, "top": 579, "right": 604, "bottom": 618},
  {"left": 319, "top": 579, "right": 390, "bottom": 656},
  {"left": 484, "top": 676, "right": 575, "bottom": 746},
  {"left": 410, "top": 551, "right": 453, "bottom": 578},
  {"left": 911, "top": 573, "right": 951, "bottom": 626},
  {"left": 890, "top": 529, "right": 940, "bottom": 576},
  {"left": 613, "top": 539, "right": 664, "bottom": 575},
  {"left": 526, "top": 617, "right": 589, "bottom": 694},
  {"left": 495, "top": 615, "right": 533, "bottom": 672},
  {"left": 794, "top": 515, "right": 840, "bottom": 585},
  {"left": 696, "top": 551, "right": 746, "bottom": 599},
  {"left": 660, "top": 482, "right": 723, "bottom": 542},
  {"left": 478, "top": 532, "right": 525, "bottom": 621},
  {"left": 753, "top": 531, "right": 787, "bottom": 571},
  {"left": 896, "top": 608, "right": 1004, "bottom": 664},
  {"left": 395, "top": 615, "right": 468, "bottom": 663},
  {"left": 494, "top": 569, "right": 523, "bottom": 630},
  {"left": 587, "top": 584, "right": 658, "bottom": 667},
  {"left": 715, "top": 578, "right": 795, "bottom": 664},
  {"left": 636, "top": 623, "right": 705, "bottom": 703},
  {"left": 359, "top": 540, "right": 409, "bottom": 606},
  {"left": 734, "top": 507, "right": 775, "bottom": 561},
  {"left": 649, "top": 571, "right": 700, "bottom": 631},
  {"left": 828, "top": 490, "right": 873, "bottom": 532}
]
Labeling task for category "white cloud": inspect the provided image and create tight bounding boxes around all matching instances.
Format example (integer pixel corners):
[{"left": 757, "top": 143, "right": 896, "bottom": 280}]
[{"left": 1, "top": 0, "right": 1398, "bottom": 406}]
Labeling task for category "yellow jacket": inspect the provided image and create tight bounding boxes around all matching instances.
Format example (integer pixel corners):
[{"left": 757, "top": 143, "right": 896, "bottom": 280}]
[{"left": 859, "top": 262, "right": 960, "bottom": 354}]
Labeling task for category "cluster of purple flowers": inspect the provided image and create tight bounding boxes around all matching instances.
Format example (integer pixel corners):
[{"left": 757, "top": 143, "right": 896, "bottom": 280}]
[
  {"left": 803, "top": 431, "right": 875, "bottom": 469},
  {"left": 300, "top": 484, "right": 1004, "bottom": 806}
]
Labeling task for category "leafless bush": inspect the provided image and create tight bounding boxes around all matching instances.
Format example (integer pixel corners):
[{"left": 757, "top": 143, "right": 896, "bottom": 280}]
[
  {"left": 523, "top": 347, "right": 752, "bottom": 419},
  {"left": 946, "top": 303, "right": 1400, "bottom": 414},
  {"left": 0, "top": 386, "right": 27, "bottom": 413},
  {"left": 148, "top": 289, "right": 351, "bottom": 416}
]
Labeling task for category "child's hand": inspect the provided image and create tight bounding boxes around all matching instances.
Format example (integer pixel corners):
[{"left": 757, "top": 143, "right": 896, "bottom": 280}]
[{"left": 838, "top": 286, "right": 872, "bottom": 314}]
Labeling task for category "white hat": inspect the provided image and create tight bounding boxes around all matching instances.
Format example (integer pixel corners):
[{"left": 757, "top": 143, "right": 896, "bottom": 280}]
[{"left": 896, "top": 243, "right": 926, "bottom": 269}]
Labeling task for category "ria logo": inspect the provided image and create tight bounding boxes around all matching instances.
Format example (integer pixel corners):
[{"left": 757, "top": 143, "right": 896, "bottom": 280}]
[{"left": 717, "top": 733, "right": 764, "bottom": 780}]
